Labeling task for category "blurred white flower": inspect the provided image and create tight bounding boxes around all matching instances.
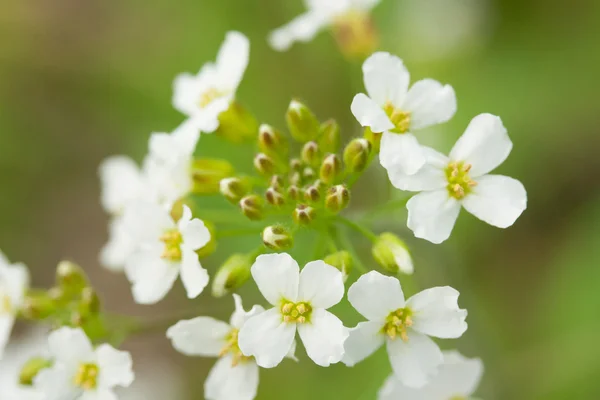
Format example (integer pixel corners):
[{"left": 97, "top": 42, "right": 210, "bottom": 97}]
[
  {"left": 238, "top": 253, "right": 348, "bottom": 368},
  {"left": 100, "top": 216, "right": 137, "bottom": 273},
  {"left": 173, "top": 31, "right": 249, "bottom": 133},
  {"left": 343, "top": 271, "right": 467, "bottom": 388},
  {"left": 269, "top": 0, "right": 381, "bottom": 51},
  {"left": 0, "top": 251, "right": 29, "bottom": 360},
  {"left": 34, "top": 327, "right": 134, "bottom": 400},
  {"left": 0, "top": 329, "right": 46, "bottom": 400},
  {"left": 99, "top": 156, "right": 147, "bottom": 216},
  {"left": 351, "top": 52, "right": 457, "bottom": 175},
  {"left": 124, "top": 204, "right": 210, "bottom": 304},
  {"left": 388, "top": 113, "right": 527, "bottom": 243},
  {"left": 378, "top": 350, "right": 484, "bottom": 400}
]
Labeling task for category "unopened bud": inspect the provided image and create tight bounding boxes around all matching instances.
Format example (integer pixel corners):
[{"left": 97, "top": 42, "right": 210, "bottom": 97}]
[
  {"left": 372, "top": 233, "right": 414, "bottom": 275},
  {"left": 191, "top": 158, "right": 235, "bottom": 194},
  {"left": 56, "top": 261, "right": 88, "bottom": 295},
  {"left": 269, "top": 175, "right": 284, "bottom": 190},
  {"left": 324, "top": 251, "right": 352, "bottom": 282},
  {"left": 215, "top": 100, "right": 258, "bottom": 143},
  {"left": 318, "top": 119, "right": 341, "bottom": 154},
  {"left": 262, "top": 225, "right": 294, "bottom": 250},
  {"left": 265, "top": 187, "right": 285, "bottom": 207},
  {"left": 302, "top": 167, "right": 315, "bottom": 181},
  {"left": 19, "top": 357, "right": 52, "bottom": 385},
  {"left": 197, "top": 221, "right": 217, "bottom": 258},
  {"left": 301, "top": 141, "right": 321, "bottom": 167},
  {"left": 286, "top": 100, "right": 320, "bottom": 142},
  {"left": 364, "top": 127, "right": 382, "bottom": 153},
  {"left": 325, "top": 185, "right": 350, "bottom": 213},
  {"left": 258, "top": 124, "right": 288, "bottom": 156},
  {"left": 220, "top": 177, "right": 249, "bottom": 203},
  {"left": 290, "top": 172, "right": 302, "bottom": 187},
  {"left": 239, "top": 195, "right": 263, "bottom": 220},
  {"left": 343, "top": 138, "right": 372, "bottom": 173},
  {"left": 293, "top": 204, "right": 316, "bottom": 225},
  {"left": 253, "top": 153, "right": 277, "bottom": 176},
  {"left": 287, "top": 185, "right": 300, "bottom": 200},
  {"left": 320, "top": 154, "right": 342, "bottom": 184},
  {"left": 78, "top": 287, "right": 101, "bottom": 316},
  {"left": 303, "top": 185, "right": 321, "bottom": 203},
  {"left": 212, "top": 254, "right": 252, "bottom": 297},
  {"left": 20, "top": 290, "right": 56, "bottom": 320},
  {"left": 290, "top": 158, "right": 302, "bottom": 171}
]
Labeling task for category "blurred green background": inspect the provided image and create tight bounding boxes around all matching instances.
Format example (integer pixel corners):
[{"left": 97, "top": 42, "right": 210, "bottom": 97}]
[{"left": 1, "top": 0, "right": 600, "bottom": 399}]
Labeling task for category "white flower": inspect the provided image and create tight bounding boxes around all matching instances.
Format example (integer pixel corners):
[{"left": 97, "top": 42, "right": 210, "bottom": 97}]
[
  {"left": 378, "top": 351, "right": 484, "bottom": 400},
  {"left": 34, "top": 327, "right": 134, "bottom": 400},
  {"left": 167, "top": 295, "right": 294, "bottom": 400},
  {"left": 173, "top": 31, "right": 249, "bottom": 133},
  {"left": 124, "top": 203, "right": 210, "bottom": 304},
  {"left": 343, "top": 271, "right": 467, "bottom": 388},
  {"left": 0, "top": 329, "right": 46, "bottom": 400},
  {"left": 238, "top": 253, "right": 348, "bottom": 368},
  {"left": 351, "top": 52, "right": 457, "bottom": 175},
  {"left": 0, "top": 251, "right": 29, "bottom": 360},
  {"left": 99, "top": 156, "right": 146, "bottom": 216},
  {"left": 268, "top": 0, "right": 381, "bottom": 51},
  {"left": 99, "top": 216, "right": 137, "bottom": 273},
  {"left": 388, "top": 113, "right": 527, "bottom": 243}
]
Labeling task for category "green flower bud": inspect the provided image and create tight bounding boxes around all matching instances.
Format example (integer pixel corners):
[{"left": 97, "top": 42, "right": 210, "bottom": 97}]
[
  {"left": 293, "top": 204, "right": 316, "bottom": 225},
  {"left": 289, "top": 158, "right": 303, "bottom": 171},
  {"left": 343, "top": 138, "right": 372, "bottom": 173},
  {"left": 19, "top": 357, "right": 52, "bottom": 385},
  {"left": 303, "top": 185, "right": 321, "bottom": 203},
  {"left": 78, "top": 287, "right": 101, "bottom": 317},
  {"left": 197, "top": 221, "right": 217, "bottom": 258},
  {"left": 269, "top": 175, "right": 284, "bottom": 190},
  {"left": 325, "top": 184, "right": 350, "bottom": 213},
  {"left": 258, "top": 124, "right": 288, "bottom": 157},
  {"left": 215, "top": 101, "right": 258, "bottom": 143},
  {"left": 253, "top": 153, "right": 277, "bottom": 176},
  {"left": 239, "top": 195, "right": 263, "bottom": 220},
  {"left": 301, "top": 141, "right": 321, "bottom": 168},
  {"left": 56, "top": 261, "right": 88, "bottom": 295},
  {"left": 364, "top": 127, "right": 382, "bottom": 153},
  {"left": 220, "top": 177, "right": 249, "bottom": 203},
  {"left": 331, "top": 12, "right": 379, "bottom": 60},
  {"left": 372, "top": 233, "right": 414, "bottom": 275},
  {"left": 286, "top": 100, "right": 320, "bottom": 142},
  {"left": 265, "top": 187, "right": 285, "bottom": 207},
  {"left": 20, "top": 290, "right": 57, "bottom": 320},
  {"left": 262, "top": 225, "right": 294, "bottom": 250},
  {"left": 320, "top": 154, "right": 342, "bottom": 184},
  {"left": 318, "top": 119, "right": 341, "bottom": 154},
  {"left": 290, "top": 171, "right": 302, "bottom": 186},
  {"left": 191, "top": 158, "right": 235, "bottom": 194},
  {"left": 302, "top": 167, "right": 315, "bottom": 181},
  {"left": 212, "top": 254, "right": 252, "bottom": 297},
  {"left": 324, "top": 251, "right": 352, "bottom": 282},
  {"left": 287, "top": 185, "right": 300, "bottom": 200}
]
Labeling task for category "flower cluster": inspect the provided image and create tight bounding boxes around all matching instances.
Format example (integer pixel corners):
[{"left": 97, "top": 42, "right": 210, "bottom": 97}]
[{"left": 0, "top": 9, "right": 528, "bottom": 399}]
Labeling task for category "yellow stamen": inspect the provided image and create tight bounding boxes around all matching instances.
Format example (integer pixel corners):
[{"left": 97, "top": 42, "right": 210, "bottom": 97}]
[
  {"left": 280, "top": 301, "right": 313, "bottom": 324},
  {"left": 383, "top": 308, "right": 413, "bottom": 341},
  {"left": 445, "top": 161, "right": 477, "bottom": 200},
  {"left": 74, "top": 363, "right": 99, "bottom": 390}
]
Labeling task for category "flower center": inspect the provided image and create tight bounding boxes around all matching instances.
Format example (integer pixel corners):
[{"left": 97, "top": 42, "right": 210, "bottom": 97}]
[
  {"left": 0, "top": 293, "right": 12, "bottom": 315},
  {"left": 332, "top": 11, "right": 378, "bottom": 59},
  {"left": 280, "top": 301, "right": 312, "bottom": 324},
  {"left": 198, "top": 87, "right": 228, "bottom": 109},
  {"left": 220, "top": 328, "right": 252, "bottom": 366},
  {"left": 73, "top": 363, "right": 99, "bottom": 390},
  {"left": 160, "top": 229, "right": 183, "bottom": 261},
  {"left": 383, "top": 307, "right": 413, "bottom": 341},
  {"left": 445, "top": 161, "right": 477, "bottom": 200},
  {"left": 383, "top": 102, "right": 411, "bottom": 134}
]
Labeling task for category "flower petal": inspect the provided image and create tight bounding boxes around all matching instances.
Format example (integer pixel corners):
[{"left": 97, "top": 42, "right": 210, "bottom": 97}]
[
  {"left": 347, "top": 271, "right": 405, "bottom": 321},
  {"left": 449, "top": 113, "right": 512, "bottom": 177},
  {"left": 0, "top": 315, "right": 15, "bottom": 360},
  {"left": 363, "top": 52, "right": 410, "bottom": 106},
  {"left": 297, "top": 309, "right": 348, "bottom": 367},
  {"left": 351, "top": 93, "right": 395, "bottom": 133},
  {"left": 180, "top": 247, "right": 209, "bottom": 299},
  {"left": 342, "top": 321, "right": 385, "bottom": 367},
  {"left": 297, "top": 260, "right": 344, "bottom": 309},
  {"left": 386, "top": 146, "right": 448, "bottom": 191},
  {"left": 463, "top": 175, "right": 527, "bottom": 228},
  {"left": 402, "top": 79, "right": 457, "bottom": 130},
  {"left": 180, "top": 218, "right": 211, "bottom": 251},
  {"left": 434, "top": 351, "right": 484, "bottom": 397},
  {"left": 122, "top": 201, "right": 174, "bottom": 245},
  {"left": 216, "top": 31, "right": 250, "bottom": 91},
  {"left": 98, "top": 156, "right": 143, "bottom": 214},
  {"left": 251, "top": 253, "right": 299, "bottom": 305},
  {"left": 33, "top": 366, "right": 79, "bottom": 400},
  {"left": 48, "top": 327, "right": 94, "bottom": 365},
  {"left": 406, "top": 190, "right": 461, "bottom": 244},
  {"left": 205, "top": 355, "right": 259, "bottom": 400},
  {"left": 81, "top": 390, "right": 118, "bottom": 400},
  {"left": 379, "top": 132, "right": 426, "bottom": 176},
  {"left": 238, "top": 308, "right": 296, "bottom": 369},
  {"left": 406, "top": 287, "right": 468, "bottom": 339},
  {"left": 268, "top": 12, "right": 326, "bottom": 51},
  {"left": 125, "top": 248, "right": 179, "bottom": 305},
  {"left": 166, "top": 317, "right": 230, "bottom": 357},
  {"left": 386, "top": 330, "right": 443, "bottom": 388},
  {"left": 229, "top": 294, "right": 265, "bottom": 329},
  {"left": 96, "top": 344, "right": 134, "bottom": 388},
  {"left": 100, "top": 217, "right": 135, "bottom": 272}
]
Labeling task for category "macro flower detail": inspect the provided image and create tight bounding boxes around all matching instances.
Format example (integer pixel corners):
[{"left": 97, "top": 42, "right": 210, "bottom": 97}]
[
  {"left": 173, "top": 31, "right": 249, "bottom": 133},
  {"left": 351, "top": 52, "right": 457, "bottom": 175},
  {"left": 0, "top": 251, "right": 29, "bottom": 360},
  {"left": 124, "top": 203, "right": 210, "bottom": 304},
  {"left": 378, "top": 351, "right": 484, "bottom": 400},
  {"left": 388, "top": 113, "right": 527, "bottom": 243},
  {"left": 33, "top": 327, "right": 134, "bottom": 400},
  {"left": 99, "top": 155, "right": 147, "bottom": 216},
  {"left": 343, "top": 271, "right": 467, "bottom": 388},
  {"left": 238, "top": 253, "right": 348, "bottom": 368}
]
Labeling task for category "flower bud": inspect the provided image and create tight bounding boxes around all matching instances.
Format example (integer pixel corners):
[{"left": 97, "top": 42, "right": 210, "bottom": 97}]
[
  {"left": 303, "top": 185, "right": 321, "bottom": 203},
  {"left": 258, "top": 124, "right": 288, "bottom": 157},
  {"left": 324, "top": 251, "right": 352, "bottom": 282},
  {"left": 239, "top": 195, "right": 263, "bottom": 220},
  {"left": 372, "top": 233, "right": 414, "bottom": 275},
  {"left": 269, "top": 175, "right": 284, "bottom": 190},
  {"left": 364, "top": 127, "right": 382, "bottom": 153},
  {"left": 253, "top": 153, "right": 277, "bottom": 176},
  {"left": 78, "top": 287, "right": 101, "bottom": 316},
  {"left": 191, "top": 158, "right": 235, "bottom": 194},
  {"left": 318, "top": 119, "right": 341, "bottom": 154},
  {"left": 215, "top": 100, "right": 258, "bottom": 143},
  {"left": 343, "top": 138, "right": 372, "bottom": 173},
  {"left": 212, "top": 254, "right": 252, "bottom": 297},
  {"left": 302, "top": 167, "right": 315, "bottom": 181},
  {"left": 290, "top": 171, "right": 302, "bottom": 186},
  {"left": 56, "top": 261, "right": 88, "bottom": 295},
  {"left": 320, "top": 154, "right": 342, "bottom": 184},
  {"left": 20, "top": 290, "right": 57, "bottom": 320},
  {"left": 287, "top": 185, "right": 300, "bottom": 200},
  {"left": 286, "top": 100, "right": 320, "bottom": 142},
  {"left": 301, "top": 141, "right": 321, "bottom": 167},
  {"left": 325, "top": 184, "right": 350, "bottom": 213},
  {"left": 262, "top": 225, "right": 294, "bottom": 250},
  {"left": 197, "top": 221, "right": 217, "bottom": 258},
  {"left": 265, "top": 187, "right": 285, "bottom": 207},
  {"left": 293, "top": 204, "right": 316, "bottom": 225},
  {"left": 220, "top": 177, "right": 249, "bottom": 203},
  {"left": 19, "top": 357, "right": 52, "bottom": 385},
  {"left": 332, "top": 12, "right": 379, "bottom": 60}
]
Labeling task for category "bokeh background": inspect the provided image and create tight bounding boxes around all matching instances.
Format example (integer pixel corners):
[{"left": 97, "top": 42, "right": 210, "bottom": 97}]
[{"left": 1, "top": 0, "right": 600, "bottom": 399}]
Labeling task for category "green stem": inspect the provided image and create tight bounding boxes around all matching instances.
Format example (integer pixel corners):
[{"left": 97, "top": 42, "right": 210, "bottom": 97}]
[
  {"left": 335, "top": 216, "right": 378, "bottom": 242},
  {"left": 338, "top": 228, "right": 369, "bottom": 274}
]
